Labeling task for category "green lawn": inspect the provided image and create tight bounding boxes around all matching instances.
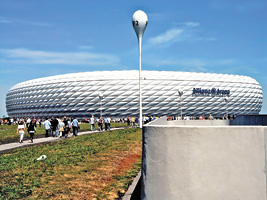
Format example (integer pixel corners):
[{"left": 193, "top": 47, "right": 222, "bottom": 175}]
[
  {"left": 0, "top": 128, "right": 142, "bottom": 199},
  {"left": 0, "top": 122, "right": 127, "bottom": 144}
]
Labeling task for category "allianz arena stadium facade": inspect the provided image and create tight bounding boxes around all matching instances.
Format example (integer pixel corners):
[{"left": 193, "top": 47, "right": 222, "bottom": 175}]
[{"left": 6, "top": 70, "right": 263, "bottom": 118}]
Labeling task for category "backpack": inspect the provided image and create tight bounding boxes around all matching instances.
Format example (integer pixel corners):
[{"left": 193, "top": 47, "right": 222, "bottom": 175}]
[{"left": 64, "top": 120, "right": 69, "bottom": 128}]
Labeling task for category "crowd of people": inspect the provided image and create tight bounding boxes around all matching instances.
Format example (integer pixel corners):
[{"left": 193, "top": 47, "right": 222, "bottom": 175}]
[
  {"left": 43, "top": 116, "right": 80, "bottom": 138},
  {"left": 5, "top": 114, "right": 236, "bottom": 144},
  {"left": 0, "top": 117, "right": 42, "bottom": 126},
  {"left": 89, "top": 115, "right": 111, "bottom": 131},
  {"left": 15, "top": 116, "right": 80, "bottom": 144},
  {"left": 13, "top": 115, "right": 159, "bottom": 144},
  {"left": 13, "top": 115, "right": 118, "bottom": 144}
]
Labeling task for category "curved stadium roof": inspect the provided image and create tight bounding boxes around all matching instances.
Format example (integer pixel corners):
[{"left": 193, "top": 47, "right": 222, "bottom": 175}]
[{"left": 6, "top": 70, "right": 263, "bottom": 118}]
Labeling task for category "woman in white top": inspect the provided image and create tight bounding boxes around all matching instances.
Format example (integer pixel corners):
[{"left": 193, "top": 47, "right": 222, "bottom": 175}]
[{"left": 17, "top": 119, "right": 25, "bottom": 143}]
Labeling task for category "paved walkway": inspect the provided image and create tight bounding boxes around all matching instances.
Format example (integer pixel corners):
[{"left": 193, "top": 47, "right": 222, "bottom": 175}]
[{"left": 0, "top": 127, "right": 127, "bottom": 154}]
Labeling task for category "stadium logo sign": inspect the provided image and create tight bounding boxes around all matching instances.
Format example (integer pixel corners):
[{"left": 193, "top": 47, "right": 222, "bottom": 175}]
[{"left": 192, "top": 88, "right": 230, "bottom": 97}]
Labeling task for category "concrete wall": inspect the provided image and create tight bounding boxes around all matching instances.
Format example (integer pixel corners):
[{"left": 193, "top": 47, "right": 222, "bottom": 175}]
[{"left": 141, "top": 124, "right": 267, "bottom": 200}]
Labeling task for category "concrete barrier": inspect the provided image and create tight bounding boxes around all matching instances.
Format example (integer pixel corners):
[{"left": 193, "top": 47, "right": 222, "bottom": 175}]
[
  {"left": 149, "top": 117, "right": 229, "bottom": 126},
  {"left": 166, "top": 119, "right": 229, "bottom": 126},
  {"left": 141, "top": 122, "right": 267, "bottom": 200}
]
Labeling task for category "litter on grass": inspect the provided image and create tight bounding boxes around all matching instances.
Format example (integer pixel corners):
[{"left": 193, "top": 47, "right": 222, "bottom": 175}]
[{"left": 37, "top": 155, "right": 47, "bottom": 161}]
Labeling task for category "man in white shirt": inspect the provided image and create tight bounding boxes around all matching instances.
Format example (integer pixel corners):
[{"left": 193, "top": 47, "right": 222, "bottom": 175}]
[
  {"left": 107, "top": 116, "right": 111, "bottom": 131},
  {"left": 90, "top": 116, "right": 95, "bottom": 131}
]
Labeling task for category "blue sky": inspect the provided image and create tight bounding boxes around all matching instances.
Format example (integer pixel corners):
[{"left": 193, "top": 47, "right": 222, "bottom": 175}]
[{"left": 0, "top": 0, "right": 266, "bottom": 117}]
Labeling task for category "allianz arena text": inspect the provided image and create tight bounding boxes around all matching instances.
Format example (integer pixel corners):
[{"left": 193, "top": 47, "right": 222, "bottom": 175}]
[{"left": 6, "top": 70, "right": 263, "bottom": 118}]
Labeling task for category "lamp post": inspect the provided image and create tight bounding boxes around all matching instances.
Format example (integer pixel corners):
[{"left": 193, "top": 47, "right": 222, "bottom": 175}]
[
  {"left": 98, "top": 93, "right": 104, "bottom": 118},
  {"left": 132, "top": 10, "right": 148, "bottom": 129},
  {"left": 224, "top": 97, "right": 229, "bottom": 119},
  {"left": 178, "top": 89, "right": 183, "bottom": 119}
]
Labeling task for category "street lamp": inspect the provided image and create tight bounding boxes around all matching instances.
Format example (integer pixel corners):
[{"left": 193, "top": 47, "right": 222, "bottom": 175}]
[
  {"left": 224, "top": 97, "right": 229, "bottom": 119},
  {"left": 98, "top": 93, "right": 104, "bottom": 118},
  {"left": 132, "top": 10, "right": 148, "bottom": 129},
  {"left": 178, "top": 89, "right": 183, "bottom": 119}
]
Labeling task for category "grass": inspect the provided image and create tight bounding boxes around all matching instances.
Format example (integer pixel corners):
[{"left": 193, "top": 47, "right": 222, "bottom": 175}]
[
  {"left": 0, "top": 128, "right": 142, "bottom": 199},
  {"left": 0, "top": 122, "right": 127, "bottom": 144}
]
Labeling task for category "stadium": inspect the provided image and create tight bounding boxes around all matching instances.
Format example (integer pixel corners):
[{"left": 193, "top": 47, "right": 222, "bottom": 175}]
[{"left": 6, "top": 70, "right": 263, "bottom": 118}]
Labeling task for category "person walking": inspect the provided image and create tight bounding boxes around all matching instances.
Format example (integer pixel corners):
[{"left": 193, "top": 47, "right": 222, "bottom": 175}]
[
  {"left": 26, "top": 118, "right": 31, "bottom": 128},
  {"left": 56, "top": 117, "right": 61, "bottom": 137},
  {"left": 107, "top": 116, "right": 111, "bottom": 131},
  {"left": 68, "top": 118, "right": 72, "bottom": 135},
  {"left": 208, "top": 114, "right": 213, "bottom": 120},
  {"left": 38, "top": 118, "right": 42, "bottom": 127},
  {"left": 50, "top": 117, "right": 59, "bottom": 137},
  {"left": 98, "top": 117, "right": 103, "bottom": 131},
  {"left": 43, "top": 118, "right": 51, "bottom": 137},
  {"left": 135, "top": 116, "right": 139, "bottom": 127},
  {"left": 90, "top": 115, "right": 95, "bottom": 131},
  {"left": 17, "top": 119, "right": 26, "bottom": 143},
  {"left": 59, "top": 119, "right": 65, "bottom": 137},
  {"left": 131, "top": 116, "right": 135, "bottom": 127},
  {"left": 104, "top": 117, "right": 108, "bottom": 131},
  {"left": 27, "top": 119, "right": 36, "bottom": 143},
  {"left": 63, "top": 116, "right": 70, "bottom": 138},
  {"left": 127, "top": 117, "right": 130, "bottom": 127},
  {"left": 72, "top": 117, "right": 79, "bottom": 136}
]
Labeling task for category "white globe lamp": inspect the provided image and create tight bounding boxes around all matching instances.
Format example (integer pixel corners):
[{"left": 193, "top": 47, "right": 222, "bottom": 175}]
[{"left": 132, "top": 10, "right": 148, "bottom": 128}]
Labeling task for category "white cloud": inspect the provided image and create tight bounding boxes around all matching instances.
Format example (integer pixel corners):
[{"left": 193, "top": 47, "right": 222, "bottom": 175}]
[
  {"left": 184, "top": 22, "right": 200, "bottom": 27},
  {"left": 0, "top": 17, "right": 52, "bottom": 27},
  {"left": 20, "top": 20, "right": 52, "bottom": 27},
  {"left": 0, "top": 48, "right": 120, "bottom": 66},
  {"left": 148, "top": 28, "right": 184, "bottom": 45},
  {"left": 147, "top": 21, "right": 215, "bottom": 47}
]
